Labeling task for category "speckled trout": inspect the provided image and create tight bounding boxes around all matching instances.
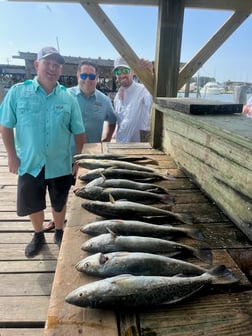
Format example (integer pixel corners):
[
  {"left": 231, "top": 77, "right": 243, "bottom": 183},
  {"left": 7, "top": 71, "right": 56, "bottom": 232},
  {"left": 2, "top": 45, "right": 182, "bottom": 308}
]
[
  {"left": 81, "top": 233, "right": 212, "bottom": 264},
  {"left": 85, "top": 177, "right": 171, "bottom": 194},
  {"left": 75, "top": 185, "right": 175, "bottom": 205},
  {"left": 82, "top": 200, "right": 192, "bottom": 225},
  {"left": 79, "top": 168, "right": 174, "bottom": 182},
  {"left": 76, "top": 159, "right": 157, "bottom": 172},
  {"left": 75, "top": 251, "right": 208, "bottom": 277},
  {"left": 81, "top": 219, "right": 205, "bottom": 241},
  {"left": 74, "top": 153, "right": 158, "bottom": 165},
  {"left": 65, "top": 266, "right": 239, "bottom": 309}
]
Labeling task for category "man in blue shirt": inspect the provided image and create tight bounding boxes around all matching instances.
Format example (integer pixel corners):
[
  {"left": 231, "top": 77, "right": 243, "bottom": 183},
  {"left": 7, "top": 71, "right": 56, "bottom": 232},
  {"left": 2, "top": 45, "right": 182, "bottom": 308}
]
[
  {"left": 68, "top": 60, "right": 116, "bottom": 145},
  {"left": 0, "top": 47, "right": 85, "bottom": 257}
]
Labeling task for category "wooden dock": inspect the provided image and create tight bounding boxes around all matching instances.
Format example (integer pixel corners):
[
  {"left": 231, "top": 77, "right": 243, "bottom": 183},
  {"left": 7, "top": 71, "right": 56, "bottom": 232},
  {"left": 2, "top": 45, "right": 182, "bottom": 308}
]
[
  {"left": 44, "top": 142, "right": 252, "bottom": 336},
  {"left": 0, "top": 136, "right": 74, "bottom": 335}
]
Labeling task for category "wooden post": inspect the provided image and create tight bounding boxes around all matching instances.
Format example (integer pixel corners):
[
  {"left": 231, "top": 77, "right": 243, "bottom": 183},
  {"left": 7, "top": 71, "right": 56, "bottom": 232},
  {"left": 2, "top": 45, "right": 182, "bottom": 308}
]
[{"left": 151, "top": 0, "right": 185, "bottom": 149}]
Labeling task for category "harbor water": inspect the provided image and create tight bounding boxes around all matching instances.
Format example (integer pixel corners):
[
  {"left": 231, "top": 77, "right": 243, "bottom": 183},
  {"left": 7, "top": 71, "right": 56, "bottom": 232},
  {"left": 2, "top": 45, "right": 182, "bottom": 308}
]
[{"left": 177, "top": 92, "right": 252, "bottom": 104}]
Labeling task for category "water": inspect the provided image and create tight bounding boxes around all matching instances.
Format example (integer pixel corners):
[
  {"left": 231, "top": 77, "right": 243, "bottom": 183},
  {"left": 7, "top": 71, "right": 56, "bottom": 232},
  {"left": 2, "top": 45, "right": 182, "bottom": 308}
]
[{"left": 177, "top": 92, "right": 252, "bottom": 104}]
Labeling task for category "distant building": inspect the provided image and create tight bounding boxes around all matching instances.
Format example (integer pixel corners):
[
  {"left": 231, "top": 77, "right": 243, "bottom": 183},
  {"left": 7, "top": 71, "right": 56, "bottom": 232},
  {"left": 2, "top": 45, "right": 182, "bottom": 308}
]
[{"left": 1, "top": 51, "right": 117, "bottom": 94}]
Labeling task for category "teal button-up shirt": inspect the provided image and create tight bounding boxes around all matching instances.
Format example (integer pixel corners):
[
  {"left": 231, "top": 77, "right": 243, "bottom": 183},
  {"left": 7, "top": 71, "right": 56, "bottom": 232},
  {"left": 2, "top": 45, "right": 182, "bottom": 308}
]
[
  {"left": 68, "top": 86, "right": 116, "bottom": 143},
  {"left": 0, "top": 78, "right": 85, "bottom": 178}
]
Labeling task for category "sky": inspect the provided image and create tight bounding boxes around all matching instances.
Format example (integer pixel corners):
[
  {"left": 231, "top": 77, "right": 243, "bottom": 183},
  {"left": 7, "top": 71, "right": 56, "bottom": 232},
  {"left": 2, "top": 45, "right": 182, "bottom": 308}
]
[{"left": 0, "top": 1, "right": 252, "bottom": 83}]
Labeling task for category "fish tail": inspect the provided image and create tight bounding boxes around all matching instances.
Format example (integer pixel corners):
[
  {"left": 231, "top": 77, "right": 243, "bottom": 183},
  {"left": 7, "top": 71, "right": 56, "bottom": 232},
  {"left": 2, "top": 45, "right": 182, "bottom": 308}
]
[
  {"left": 164, "top": 170, "right": 177, "bottom": 180},
  {"left": 160, "top": 194, "right": 176, "bottom": 205},
  {"left": 191, "top": 247, "right": 212, "bottom": 264},
  {"left": 176, "top": 213, "right": 193, "bottom": 225},
  {"left": 208, "top": 265, "right": 239, "bottom": 285},
  {"left": 186, "top": 228, "right": 206, "bottom": 241},
  {"left": 162, "top": 174, "right": 176, "bottom": 181}
]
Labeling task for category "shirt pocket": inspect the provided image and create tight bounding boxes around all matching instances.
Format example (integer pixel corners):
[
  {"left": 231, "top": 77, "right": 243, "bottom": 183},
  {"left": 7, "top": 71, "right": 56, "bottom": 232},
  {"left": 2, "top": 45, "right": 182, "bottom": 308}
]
[
  {"left": 17, "top": 100, "right": 41, "bottom": 128},
  {"left": 53, "top": 103, "right": 71, "bottom": 125}
]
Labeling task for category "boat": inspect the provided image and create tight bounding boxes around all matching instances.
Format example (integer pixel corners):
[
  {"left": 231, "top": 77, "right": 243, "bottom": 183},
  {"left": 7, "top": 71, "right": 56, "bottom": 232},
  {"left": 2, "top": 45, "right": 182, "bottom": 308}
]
[{"left": 200, "top": 82, "right": 224, "bottom": 96}]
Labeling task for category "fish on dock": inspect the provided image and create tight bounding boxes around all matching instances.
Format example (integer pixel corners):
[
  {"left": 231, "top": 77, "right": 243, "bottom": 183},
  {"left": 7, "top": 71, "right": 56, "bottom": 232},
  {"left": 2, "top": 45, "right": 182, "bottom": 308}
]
[
  {"left": 75, "top": 251, "right": 209, "bottom": 277},
  {"left": 74, "top": 185, "right": 175, "bottom": 205},
  {"left": 85, "top": 177, "right": 171, "bottom": 194},
  {"left": 81, "top": 219, "right": 205, "bottom": 241},
  {"left": 82, "top": 199, "right": 192, "bottom": 225},
  {"left": 76, "top": 158, "right": 157, "bottom": 172},
  {"left": 65, "top": 265, "right": 239, "bottom": 309},
  {"left": 74, "top": 153, "right": 159, "bottom": 165},
  {"left": 81, "top": 232, "right": 212, "bottom": 264},
  {"left": 79, "top": 167, "right": 174, "bottom": 182}
]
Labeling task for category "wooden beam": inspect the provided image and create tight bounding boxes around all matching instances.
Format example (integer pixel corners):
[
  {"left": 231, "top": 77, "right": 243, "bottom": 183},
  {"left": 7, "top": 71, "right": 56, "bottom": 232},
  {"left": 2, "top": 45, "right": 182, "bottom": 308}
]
[
  {"left": 7, "top": 0, "right": 252, "bottom": 12},
  {"left": 79, "top": 0, "right": 155, "bottom": 95},
  {"left": 178, "top": 11, "right": 250, "bottom": 90},
  {"left": 151, "top": 0, "right": 185, "bottom": 149}
]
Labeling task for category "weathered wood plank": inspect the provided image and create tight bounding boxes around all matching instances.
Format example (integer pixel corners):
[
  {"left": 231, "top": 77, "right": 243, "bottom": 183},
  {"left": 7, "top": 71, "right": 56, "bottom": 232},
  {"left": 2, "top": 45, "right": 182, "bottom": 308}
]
[
  {"left": 0, "top": 244, "right": 58, "bottom": 260},
  {"left": 156, "top": 97, "right": 242, "bottom": 115},
  {"left": 0, "top": 329, "right": 44, "bottom": 336},
  {"left": 0, "top": 273, "right": 54, "bottom": 296},
  {"left": 156, "top": 105, "right": 252, "bottom": 240},
  {"left": 1, "top": 232, "right": 58, "bottom": 244},
  {"left": 0, "top": 296, "right": 50, "bottom": 323},
  {"left": 0, "top": 221, "right": 34, "bottom": 232},
  {"left": 136, "top": 290, "right": 252, "bottom": 336},
  {"left": 0, "top": 260, "right": 57, "bottom": 273}
]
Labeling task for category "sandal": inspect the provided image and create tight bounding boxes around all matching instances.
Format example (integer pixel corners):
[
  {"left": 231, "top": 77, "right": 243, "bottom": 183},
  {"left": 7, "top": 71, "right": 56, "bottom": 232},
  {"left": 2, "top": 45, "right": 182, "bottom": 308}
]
[{"left": 43, "top": 219, "right": 67, "bottom": 232}]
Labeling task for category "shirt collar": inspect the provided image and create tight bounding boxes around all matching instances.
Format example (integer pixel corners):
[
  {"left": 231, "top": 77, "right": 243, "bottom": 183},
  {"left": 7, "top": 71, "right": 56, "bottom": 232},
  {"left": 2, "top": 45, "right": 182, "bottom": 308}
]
[
  {"left": 33, "top": 76, "right": 61, "bottom": 95},
  {"left": 73, "top": 85, "right": 95, "bottom": 97}
]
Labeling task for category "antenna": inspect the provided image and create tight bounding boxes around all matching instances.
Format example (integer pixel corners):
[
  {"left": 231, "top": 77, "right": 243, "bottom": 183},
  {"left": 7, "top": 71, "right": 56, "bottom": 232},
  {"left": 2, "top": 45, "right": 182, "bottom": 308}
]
[{"left": 56, "top": 36, "right": 60, "bottom": 53}]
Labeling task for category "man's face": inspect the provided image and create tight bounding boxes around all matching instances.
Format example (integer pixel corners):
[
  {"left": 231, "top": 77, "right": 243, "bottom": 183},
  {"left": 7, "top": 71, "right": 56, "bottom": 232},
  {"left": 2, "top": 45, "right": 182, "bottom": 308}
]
[
  {"left": 115, "top": 67, "right": 134, "bottom": 88},
  {"left": 78, "top": 64, "right": 98, "bottom": 96},
  {"left": 35, "top": 56, "right": 62, "bottom": 84}
]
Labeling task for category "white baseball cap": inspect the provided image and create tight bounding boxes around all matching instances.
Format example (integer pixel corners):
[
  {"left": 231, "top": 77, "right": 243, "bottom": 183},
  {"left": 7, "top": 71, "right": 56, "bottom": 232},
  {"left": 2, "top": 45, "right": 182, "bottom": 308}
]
[{"left": 113, "top": 56, "right": 130, "bottom": 71}]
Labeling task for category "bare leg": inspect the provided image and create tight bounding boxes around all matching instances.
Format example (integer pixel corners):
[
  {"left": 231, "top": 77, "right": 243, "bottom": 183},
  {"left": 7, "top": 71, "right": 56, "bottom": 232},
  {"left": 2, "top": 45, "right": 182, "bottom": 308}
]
[
  {"left": 52, "top": 205, "right": 67, "bottom": 230},
  {"left": 29, "top": 210, "right": 44, "bottom": 232}
]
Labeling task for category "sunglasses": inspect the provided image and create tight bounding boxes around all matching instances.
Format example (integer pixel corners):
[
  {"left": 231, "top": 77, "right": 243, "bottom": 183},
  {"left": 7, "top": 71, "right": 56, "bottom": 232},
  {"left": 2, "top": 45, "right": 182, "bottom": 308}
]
[
  {"left": 114, "top": 68, "right": 131, "bottom": 76},
  {"left": 80, "top": 73, "right": 96, "bottom": 80}
]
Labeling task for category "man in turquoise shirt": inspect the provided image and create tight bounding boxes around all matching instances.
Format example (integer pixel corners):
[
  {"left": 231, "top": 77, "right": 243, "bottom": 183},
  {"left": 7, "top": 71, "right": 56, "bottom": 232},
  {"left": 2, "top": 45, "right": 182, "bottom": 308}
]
[
  {"left": 0, "top": 47, "right": 85, "bottom": 257},
  {"left": 44, "top": 60, "right": 116, "bottom": 232}
]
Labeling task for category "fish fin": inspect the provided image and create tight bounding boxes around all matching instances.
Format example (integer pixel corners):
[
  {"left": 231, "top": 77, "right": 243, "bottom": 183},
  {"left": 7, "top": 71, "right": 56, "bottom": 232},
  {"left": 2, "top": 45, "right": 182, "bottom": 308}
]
[
  {"left": 191, "top": 247, "right": 212, "bottom": 265},
  {"left": 114, "top": 219, "right": 124, "bottom": 225},
  {"left": 109, "top": 194, "right": 116, "bottom": 203},
  {"left": 207, "top": 265, "right": 239, "bottom": 285},
  {"left": 99, "top": 252, "right": 108, "bottom": 264},
  {"left": 111, "top": 274, "right": 134, "bottom": 284},
  {"left": 106, "top": 227, "right": 117, "bottom": 238},
  {"left": 162, "top": 285, "right": 204, "bottom": 305},
  {"left": 172, "top": 273, "right": 184, "bottom": 277},
  {"left": 146, "top": 158, "right": 159, "bottom": 165},
  {"left": 73, "top": 187, "right": 80, "bottom": 194},
  {"left": 100, "top": 173, "right": 106, "bottom": 183}
]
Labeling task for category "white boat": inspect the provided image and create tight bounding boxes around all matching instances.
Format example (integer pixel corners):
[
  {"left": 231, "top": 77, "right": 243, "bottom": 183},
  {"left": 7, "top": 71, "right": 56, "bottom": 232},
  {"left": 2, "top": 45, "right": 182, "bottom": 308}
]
[{"left": 200, "top": 82, "right": 224, "bottom": 96}]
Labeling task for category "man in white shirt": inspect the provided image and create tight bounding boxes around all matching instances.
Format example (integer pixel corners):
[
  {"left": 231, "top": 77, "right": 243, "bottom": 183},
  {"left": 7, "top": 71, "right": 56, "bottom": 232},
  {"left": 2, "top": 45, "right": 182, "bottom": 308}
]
[{"left": 113, "top": 56, "right": 153, "bottom": 143}]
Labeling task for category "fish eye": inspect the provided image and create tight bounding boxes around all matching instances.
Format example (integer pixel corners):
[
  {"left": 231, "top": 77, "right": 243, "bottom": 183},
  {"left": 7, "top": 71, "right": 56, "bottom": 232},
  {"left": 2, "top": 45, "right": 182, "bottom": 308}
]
[
  {"left": 79, "top": 291, "right": 86, "bottom": 297},
  {"left": 84, "top": 262, "right": 90, "bottom": 269}
]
